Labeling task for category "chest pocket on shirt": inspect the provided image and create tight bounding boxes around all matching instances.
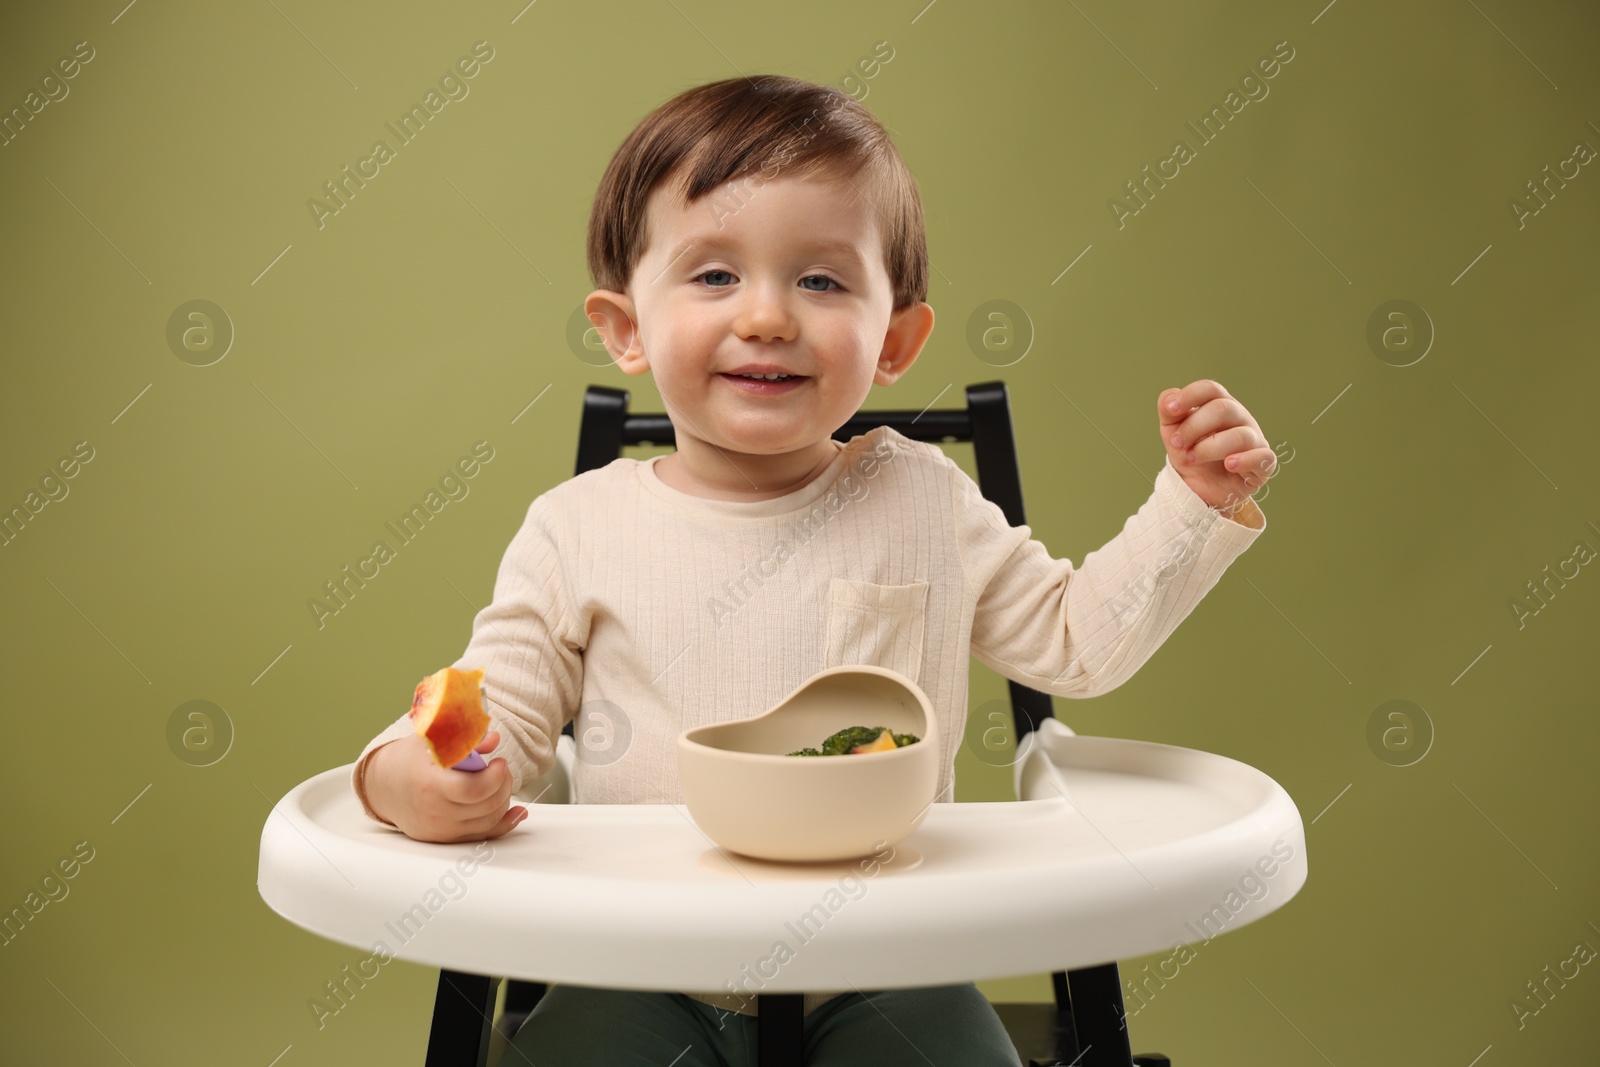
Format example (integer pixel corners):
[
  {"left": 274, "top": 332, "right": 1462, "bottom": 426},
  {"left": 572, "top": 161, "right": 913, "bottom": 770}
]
[{"left": 824, "top": 578, "right": 929, "bottom": 685}]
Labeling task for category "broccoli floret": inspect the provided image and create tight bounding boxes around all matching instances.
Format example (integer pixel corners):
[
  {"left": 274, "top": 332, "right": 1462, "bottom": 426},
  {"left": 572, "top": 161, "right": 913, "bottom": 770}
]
[
  {"left": 786, "top": 725, "right": 923, "bottom": 756},
  {"left": 820, "top": 725, "right": 891, "bottom": 755}
]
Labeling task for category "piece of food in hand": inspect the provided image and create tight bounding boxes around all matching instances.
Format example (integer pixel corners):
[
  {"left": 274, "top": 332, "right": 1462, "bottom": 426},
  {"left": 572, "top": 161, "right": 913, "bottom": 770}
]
[
  {"left": 410, "top": 667, "right": 489, "bottom": 769},
  {"left": 786, "top": 725, "right": 920, "bottom": 757}
]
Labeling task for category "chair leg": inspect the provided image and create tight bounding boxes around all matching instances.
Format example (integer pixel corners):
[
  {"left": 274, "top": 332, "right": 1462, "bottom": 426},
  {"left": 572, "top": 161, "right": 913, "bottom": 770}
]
[
  {"left": 425, "top": 969, "right": 499, "bottom": 1067},
  {"left": 1050, "top": 970, "right": 1079, "bottom": 1058},
  {"left": 1064, "top": 963, "right": 1134, "bottom": 1067},
  {"left": 757, "top": 993, "right": 804, "bottom": 1067}
]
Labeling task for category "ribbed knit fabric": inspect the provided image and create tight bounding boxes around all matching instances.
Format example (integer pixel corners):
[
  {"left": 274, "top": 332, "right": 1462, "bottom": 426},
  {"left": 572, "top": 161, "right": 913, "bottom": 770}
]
[{"left": 351, "top": 425, "right": 1265, "bottom": 1017}]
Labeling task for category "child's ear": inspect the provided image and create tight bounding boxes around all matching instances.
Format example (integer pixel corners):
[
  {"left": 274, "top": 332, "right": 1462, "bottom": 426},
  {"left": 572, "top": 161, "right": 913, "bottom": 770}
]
[
  {"left": 874, "top": 301, "right": 935, "bottom": 386},
  {"left": 584, "top": 290, "right": 647, "bottom": 374}
]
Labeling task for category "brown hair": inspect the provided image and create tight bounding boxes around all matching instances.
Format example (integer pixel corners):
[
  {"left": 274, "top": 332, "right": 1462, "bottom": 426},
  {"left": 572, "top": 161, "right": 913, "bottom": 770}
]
[{"left": 587, "top": 74, "right": 928, "bottom": 309}]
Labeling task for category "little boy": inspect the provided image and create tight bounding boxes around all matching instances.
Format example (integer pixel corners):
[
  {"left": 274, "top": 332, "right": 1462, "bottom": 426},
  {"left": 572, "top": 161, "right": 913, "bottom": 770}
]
[{"left": 353, "top": 73, "right": 1271, "bottom": 1066}]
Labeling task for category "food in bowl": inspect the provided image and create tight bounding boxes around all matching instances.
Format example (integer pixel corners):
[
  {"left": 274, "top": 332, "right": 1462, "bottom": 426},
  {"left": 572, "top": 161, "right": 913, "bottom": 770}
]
[{"left": 788, "top": 725, "right": 921, "bottom": 756}]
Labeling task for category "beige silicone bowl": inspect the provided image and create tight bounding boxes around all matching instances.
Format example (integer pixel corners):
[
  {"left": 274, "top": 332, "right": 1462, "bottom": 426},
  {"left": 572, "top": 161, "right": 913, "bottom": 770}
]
[{"left": 677, "top": 665, "right": 940, "bottom": 862}]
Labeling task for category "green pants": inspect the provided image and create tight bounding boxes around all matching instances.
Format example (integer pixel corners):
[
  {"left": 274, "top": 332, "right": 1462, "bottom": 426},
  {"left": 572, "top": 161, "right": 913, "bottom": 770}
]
[{"left": 505, "top": 982, "right": 1024, "bottom": 1066}]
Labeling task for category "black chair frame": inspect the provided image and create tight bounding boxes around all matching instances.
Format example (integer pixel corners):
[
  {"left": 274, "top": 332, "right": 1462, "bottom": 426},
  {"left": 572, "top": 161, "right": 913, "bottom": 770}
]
[{"left": 423, "top": 381, "right": 1169, "bottom": 1067}]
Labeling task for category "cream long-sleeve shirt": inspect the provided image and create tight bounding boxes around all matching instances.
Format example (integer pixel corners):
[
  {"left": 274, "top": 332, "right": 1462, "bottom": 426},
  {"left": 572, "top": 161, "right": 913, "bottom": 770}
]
[{"left": 351, "top": 425, "right": 1265, "bottom": 1019}]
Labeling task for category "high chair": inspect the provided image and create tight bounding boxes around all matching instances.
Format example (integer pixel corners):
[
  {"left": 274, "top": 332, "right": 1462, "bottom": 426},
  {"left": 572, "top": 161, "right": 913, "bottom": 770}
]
[{"left": 424, "top": 381, "right": 1171, "bottom": 1067}]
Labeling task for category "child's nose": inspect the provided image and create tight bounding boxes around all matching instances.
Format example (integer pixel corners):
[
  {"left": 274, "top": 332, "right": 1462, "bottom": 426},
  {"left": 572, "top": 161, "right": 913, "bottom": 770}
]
[{"left": 733, "top": 286, "right": 799, "bottom": 343}]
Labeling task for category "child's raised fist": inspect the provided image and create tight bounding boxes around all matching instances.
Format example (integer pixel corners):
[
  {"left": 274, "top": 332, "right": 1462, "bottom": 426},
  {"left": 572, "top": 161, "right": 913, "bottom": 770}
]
[{"left": 1158, "top": 380, "right": 1273, "bottom": 524}]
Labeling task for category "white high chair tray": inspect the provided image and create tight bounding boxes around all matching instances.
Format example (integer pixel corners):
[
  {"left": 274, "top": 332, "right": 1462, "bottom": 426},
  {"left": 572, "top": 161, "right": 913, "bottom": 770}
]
[{"left": 257, "top": 734, "right": 1306, "bottom": 992}]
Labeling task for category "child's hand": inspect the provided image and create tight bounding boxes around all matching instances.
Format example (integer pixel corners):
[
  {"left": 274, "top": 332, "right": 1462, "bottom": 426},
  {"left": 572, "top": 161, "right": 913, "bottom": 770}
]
[
  {"left": 1158, "top": 381, "right": 1275, "bottom": 516},
  {"left": 365, "top": 730, "right": 527, "bottom": 843}
]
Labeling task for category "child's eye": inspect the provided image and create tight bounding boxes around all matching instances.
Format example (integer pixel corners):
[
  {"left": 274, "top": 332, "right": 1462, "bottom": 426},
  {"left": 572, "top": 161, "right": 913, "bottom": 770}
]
[{"left": 690, "top": 270, "right": 843, "bottom": 292}]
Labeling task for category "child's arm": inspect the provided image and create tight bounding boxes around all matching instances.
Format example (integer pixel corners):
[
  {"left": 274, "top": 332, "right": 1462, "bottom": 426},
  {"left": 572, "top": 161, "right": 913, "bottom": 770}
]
[
  {"left": 954, "top": 380, "right": 1271, "bottom": 697},
  {"left": 352, "top": 494, "right": 586, "bottom": 832}
]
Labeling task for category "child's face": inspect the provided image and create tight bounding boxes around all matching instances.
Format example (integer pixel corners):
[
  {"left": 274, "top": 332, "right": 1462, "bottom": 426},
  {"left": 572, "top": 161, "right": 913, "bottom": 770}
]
[{"left": 586, "top": 172, "right": 934, "bottom": 479}]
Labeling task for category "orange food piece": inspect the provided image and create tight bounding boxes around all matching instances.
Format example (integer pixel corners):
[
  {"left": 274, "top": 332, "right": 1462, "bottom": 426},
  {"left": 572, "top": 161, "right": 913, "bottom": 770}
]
[
  {"left": 851, "top": 728, "right": 898, "bottom": 754},
  {"left": 409, "top": 667, "right": 489, "bottom": 768}
]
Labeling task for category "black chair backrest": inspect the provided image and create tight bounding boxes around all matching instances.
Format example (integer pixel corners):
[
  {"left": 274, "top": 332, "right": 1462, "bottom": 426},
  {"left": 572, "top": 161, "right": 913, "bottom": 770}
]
[{"left": 569, "top": 380, "right": 1059, "bottom": 745}]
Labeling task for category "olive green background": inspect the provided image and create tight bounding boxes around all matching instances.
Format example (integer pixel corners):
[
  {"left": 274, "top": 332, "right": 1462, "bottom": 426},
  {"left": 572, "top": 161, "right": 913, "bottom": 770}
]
[{"left": 2, "top": 1, "right": 1597, "bottom": 1064}]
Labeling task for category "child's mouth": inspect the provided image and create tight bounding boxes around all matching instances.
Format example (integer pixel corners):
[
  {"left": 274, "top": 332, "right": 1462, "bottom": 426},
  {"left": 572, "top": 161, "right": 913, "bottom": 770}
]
[{"left": 718, "top": 373, "right": 809, "bottom": 395}]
